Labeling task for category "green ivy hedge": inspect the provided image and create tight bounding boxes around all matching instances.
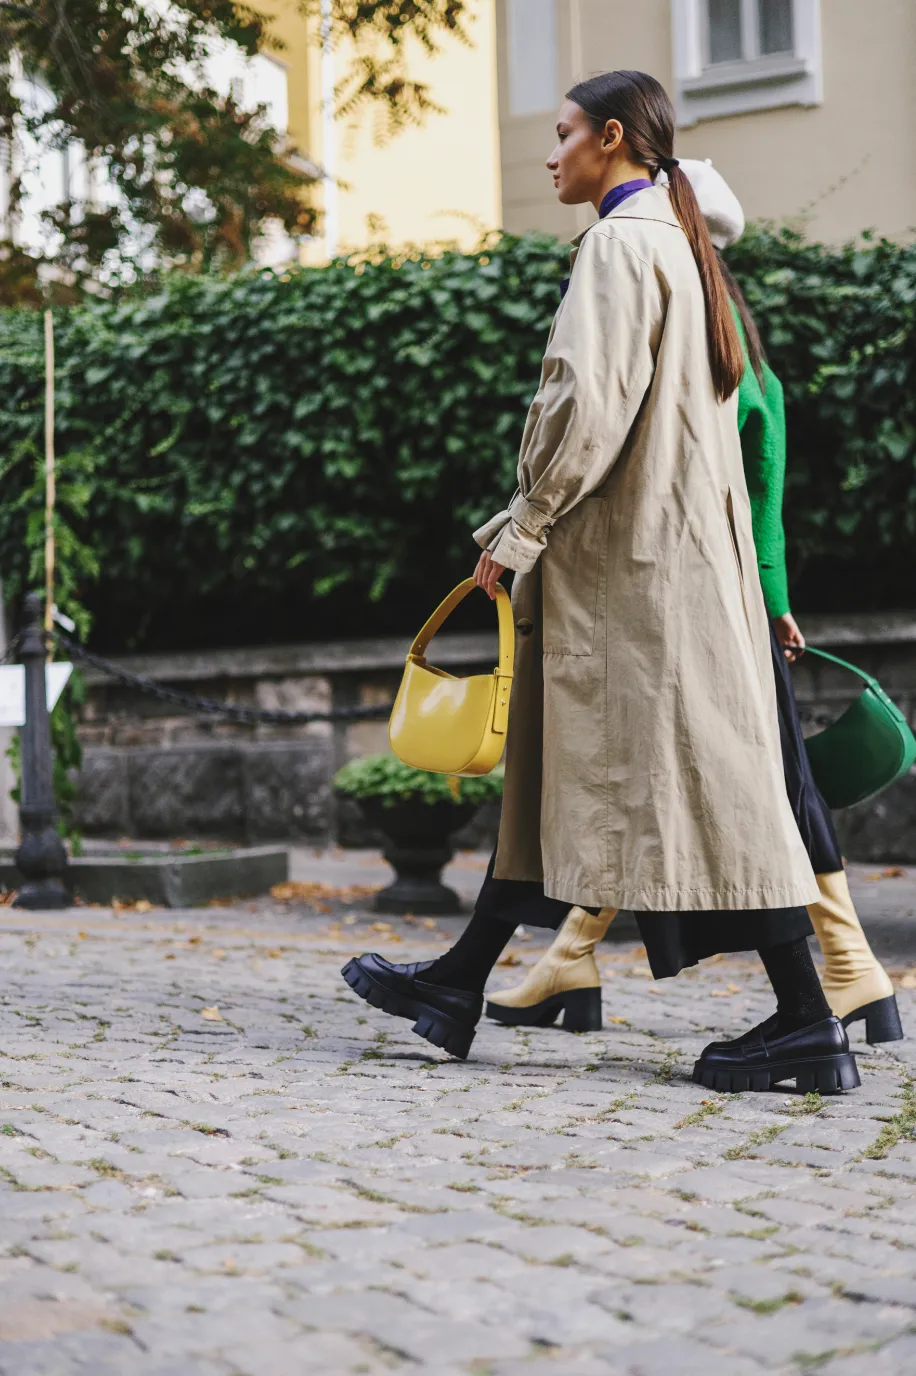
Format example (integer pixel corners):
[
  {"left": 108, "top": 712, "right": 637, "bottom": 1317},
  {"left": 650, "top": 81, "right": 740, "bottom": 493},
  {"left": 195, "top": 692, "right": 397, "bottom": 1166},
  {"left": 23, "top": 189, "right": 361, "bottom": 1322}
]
[{"left": 0, "top": 226, "right": 913, "bottom": 652}]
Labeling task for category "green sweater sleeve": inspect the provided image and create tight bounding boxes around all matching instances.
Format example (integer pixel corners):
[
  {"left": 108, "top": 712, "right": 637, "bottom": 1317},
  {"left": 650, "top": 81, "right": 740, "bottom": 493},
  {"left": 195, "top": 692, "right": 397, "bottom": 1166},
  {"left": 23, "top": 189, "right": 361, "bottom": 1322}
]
[{"left": 734, "top": 312, "right": 791, "bottom": 618}]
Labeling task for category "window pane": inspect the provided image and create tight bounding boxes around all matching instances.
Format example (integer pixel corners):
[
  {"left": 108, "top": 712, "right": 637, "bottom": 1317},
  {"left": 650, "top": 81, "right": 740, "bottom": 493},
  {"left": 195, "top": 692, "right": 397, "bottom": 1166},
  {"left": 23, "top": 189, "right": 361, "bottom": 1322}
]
[
  {"left": 507, "top": 0, "right": 557, "bottom": 117},
  {"left": 759, "top": 0, "right": 794, "bottom": 54},
  {"left": 707, "top": 0, "right": 743, "bottom": 64}
]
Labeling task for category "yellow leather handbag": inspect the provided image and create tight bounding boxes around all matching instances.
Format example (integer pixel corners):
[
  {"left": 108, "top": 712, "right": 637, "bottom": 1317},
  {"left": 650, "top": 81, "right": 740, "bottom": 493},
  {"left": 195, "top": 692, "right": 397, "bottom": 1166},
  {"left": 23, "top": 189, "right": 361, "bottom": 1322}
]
[{"left": 388, "top": 578, "right": 515, "bottom": 777}]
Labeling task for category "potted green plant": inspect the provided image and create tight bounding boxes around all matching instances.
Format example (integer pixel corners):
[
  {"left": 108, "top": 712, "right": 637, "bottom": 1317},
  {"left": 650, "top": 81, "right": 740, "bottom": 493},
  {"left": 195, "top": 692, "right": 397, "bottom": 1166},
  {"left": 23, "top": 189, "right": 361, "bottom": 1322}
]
[{"left": 333, "top": 754, "right": 504, "bottom": 914}]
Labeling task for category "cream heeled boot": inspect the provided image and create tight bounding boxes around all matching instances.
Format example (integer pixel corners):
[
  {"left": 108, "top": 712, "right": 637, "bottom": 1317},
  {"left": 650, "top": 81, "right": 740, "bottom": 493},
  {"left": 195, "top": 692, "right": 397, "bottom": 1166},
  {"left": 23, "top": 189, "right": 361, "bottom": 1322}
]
[
  {"left": 485, "top": 906, "right": 617, "bottom": 1032},
  {"left": 809, "top": 870, "right": 902, "bottom": 1044}
]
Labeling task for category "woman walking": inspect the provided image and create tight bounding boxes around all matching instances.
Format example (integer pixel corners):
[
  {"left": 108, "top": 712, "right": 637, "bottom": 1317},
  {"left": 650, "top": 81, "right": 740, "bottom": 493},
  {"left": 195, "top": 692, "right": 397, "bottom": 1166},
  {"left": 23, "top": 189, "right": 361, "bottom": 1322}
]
[
  {"left": 488, "top": 159, "right": 902, "bottom": 1049},
  {"left": 342, "top": 71, "right": 859, "bottom": 1094}
]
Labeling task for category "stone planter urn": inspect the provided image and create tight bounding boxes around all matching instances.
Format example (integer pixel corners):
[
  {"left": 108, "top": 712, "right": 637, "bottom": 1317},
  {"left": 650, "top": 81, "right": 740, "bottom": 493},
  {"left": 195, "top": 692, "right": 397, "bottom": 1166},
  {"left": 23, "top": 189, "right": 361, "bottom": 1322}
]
[{"left": 354, "top": 795, "right": 476, "bottom": 915}]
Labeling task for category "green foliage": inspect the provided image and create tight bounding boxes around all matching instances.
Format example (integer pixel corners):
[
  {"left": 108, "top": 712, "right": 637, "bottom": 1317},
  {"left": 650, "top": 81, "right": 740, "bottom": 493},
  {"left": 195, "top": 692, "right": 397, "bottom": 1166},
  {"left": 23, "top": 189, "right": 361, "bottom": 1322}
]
[
  {"left": 723, "top": 225, "right": 916, "bottom": 601},
  {"left": 0, "top": 231, "right": 567, "bottom": 649},
  {"left": 0, "top": 1, "right": 472, "bottom": 298},
  {"left": 0, "top": 227, "right": 913, "bottom": 653},
  {"left": 334, "top": 753, "right": 504, "bottom": 807}
]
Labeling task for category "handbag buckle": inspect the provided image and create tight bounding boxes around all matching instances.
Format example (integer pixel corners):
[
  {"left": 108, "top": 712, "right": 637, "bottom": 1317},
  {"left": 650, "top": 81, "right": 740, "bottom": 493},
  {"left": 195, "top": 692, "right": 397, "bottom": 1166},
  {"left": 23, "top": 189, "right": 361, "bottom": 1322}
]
[{"left": 492, "top": 669, "right": 513, "bottom": 735}]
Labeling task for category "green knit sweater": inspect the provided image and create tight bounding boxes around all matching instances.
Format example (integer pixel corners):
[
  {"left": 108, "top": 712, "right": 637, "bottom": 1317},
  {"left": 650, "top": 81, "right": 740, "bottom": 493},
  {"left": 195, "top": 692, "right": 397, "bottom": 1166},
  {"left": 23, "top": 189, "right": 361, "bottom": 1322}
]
[{"left": 735, "top": 317, "right": 790, "bottom": 618}]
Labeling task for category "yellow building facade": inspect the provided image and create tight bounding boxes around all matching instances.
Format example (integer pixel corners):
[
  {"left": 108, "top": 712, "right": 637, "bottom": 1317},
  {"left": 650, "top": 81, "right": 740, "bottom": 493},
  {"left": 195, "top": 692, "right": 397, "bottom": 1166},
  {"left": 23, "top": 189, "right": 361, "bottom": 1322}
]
[
  {"left": 252, "top": 0, "right": 502, "bottom": 260},
  {"left": 496, "top": 0, "right": 916, "bottom": 245}
]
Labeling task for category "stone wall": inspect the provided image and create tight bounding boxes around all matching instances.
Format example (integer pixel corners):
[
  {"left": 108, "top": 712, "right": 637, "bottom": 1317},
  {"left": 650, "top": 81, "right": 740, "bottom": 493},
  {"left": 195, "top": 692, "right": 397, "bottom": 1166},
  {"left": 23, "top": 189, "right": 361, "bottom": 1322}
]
[
  {"left": 70, "top": 613, "right": 916, "bottom": 860},
  {"left": 72, "top": 630, "right": 499, "bottom": 848}
]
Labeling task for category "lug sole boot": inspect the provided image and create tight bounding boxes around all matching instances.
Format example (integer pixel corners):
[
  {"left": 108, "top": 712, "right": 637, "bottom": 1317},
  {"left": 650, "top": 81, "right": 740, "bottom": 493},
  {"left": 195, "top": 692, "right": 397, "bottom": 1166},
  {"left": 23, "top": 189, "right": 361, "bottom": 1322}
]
[
  {"left": 693, "top": 1014, "right": 860, "bottom": 1095},
  {"left": 341, "top": 954, "right": 482, "bottom": 1060},
  {"left": 485, "top": 906, "right": 617, "bottom": 1032},
  {"left": 809, "top": 871, "right": 903, "bottom": 1045}
]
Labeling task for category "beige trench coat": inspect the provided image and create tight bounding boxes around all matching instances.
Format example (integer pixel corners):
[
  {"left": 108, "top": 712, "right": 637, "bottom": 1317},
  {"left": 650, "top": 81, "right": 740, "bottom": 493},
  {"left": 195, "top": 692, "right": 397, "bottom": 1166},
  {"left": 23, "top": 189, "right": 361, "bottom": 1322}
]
[{"left": 475, "top": 185, "right": 817, "bottom": 911}]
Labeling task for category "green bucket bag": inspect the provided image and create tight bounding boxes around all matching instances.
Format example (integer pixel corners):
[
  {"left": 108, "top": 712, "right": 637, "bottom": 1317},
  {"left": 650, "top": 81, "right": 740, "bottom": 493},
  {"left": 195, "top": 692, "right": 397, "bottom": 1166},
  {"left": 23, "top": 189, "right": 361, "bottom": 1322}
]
[{"left": 802, "top": 646, "right": 916, "bottom": 810}]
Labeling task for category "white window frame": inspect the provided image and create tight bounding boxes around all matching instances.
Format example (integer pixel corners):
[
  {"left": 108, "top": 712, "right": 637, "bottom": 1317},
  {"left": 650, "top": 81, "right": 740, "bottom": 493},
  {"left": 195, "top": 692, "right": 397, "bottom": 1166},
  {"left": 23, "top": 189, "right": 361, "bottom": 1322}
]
[
  {"left": 506, "top": 0, "right": 558, "bottom": 119},
  {"left": 671, "top": 0, "right": 822, "bottom": 127}
]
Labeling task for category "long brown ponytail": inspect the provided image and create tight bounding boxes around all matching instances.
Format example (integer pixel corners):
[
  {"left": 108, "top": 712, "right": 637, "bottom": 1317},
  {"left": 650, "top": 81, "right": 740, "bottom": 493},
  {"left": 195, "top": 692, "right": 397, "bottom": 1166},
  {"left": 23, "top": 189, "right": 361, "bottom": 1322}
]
[{"left": 567, "top": 70, "right": 744, "bottom": 402}]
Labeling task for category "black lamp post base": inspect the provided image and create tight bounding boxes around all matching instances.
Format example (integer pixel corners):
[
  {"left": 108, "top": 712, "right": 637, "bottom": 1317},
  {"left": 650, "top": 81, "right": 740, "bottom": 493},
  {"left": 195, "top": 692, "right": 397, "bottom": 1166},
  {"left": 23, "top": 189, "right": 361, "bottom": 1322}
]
[
  {"left": 13, "top": 593, "right": 71, "bottom": 909},
  {"left": 13, "top": 820, "right": 71, "bottom": 910}
]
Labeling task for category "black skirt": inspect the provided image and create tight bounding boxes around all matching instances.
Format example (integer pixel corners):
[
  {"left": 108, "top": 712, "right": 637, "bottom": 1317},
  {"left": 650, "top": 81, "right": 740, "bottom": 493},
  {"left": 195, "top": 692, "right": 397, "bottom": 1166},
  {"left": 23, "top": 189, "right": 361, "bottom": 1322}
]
[
  {"left": 478, "top": 622, "right": 842, "bottom": 977},
  {"left": 635, "top": 622, "right": 842, "bottom": 978}
]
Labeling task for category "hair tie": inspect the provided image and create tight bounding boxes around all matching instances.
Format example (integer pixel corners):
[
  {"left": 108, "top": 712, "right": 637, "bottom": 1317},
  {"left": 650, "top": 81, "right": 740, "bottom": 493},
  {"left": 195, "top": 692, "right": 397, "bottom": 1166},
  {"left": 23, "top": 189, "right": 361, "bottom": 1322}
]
[{"left": 658, "top": 156, "right": 679, "bottom": 174}]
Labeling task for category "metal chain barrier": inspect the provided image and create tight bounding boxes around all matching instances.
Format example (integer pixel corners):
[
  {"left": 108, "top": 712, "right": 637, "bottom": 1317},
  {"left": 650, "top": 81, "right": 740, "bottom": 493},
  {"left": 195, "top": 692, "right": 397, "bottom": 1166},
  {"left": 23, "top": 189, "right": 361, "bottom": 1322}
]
[
  {"left": 39, "top": 629, "right": 838, "bottom": 730},
  {"left": 50, "top": 629, "right": 394, "bottom": 725}
]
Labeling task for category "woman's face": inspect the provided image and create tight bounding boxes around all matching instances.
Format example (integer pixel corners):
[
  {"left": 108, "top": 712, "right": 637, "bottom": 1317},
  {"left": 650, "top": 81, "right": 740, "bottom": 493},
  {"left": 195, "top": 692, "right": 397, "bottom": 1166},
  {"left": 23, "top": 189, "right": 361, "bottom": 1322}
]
[{"left": 547, "top": 100, "right": 619, "bottom": 205}]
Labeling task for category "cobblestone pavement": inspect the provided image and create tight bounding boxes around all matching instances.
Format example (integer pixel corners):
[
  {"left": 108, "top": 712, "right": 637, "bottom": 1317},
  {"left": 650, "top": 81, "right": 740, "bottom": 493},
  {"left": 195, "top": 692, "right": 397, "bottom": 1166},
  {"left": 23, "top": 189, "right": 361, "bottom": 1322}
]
[{"left": 1, "top": 863, "right": 915, "bottom": 1375}]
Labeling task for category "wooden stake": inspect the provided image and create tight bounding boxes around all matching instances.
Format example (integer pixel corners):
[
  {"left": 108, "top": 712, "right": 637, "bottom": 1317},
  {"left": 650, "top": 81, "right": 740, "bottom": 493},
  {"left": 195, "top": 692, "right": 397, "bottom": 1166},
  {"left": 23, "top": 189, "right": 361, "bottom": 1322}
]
[{"left": 43, "top": 308, "right": 55, "bottom": 646}]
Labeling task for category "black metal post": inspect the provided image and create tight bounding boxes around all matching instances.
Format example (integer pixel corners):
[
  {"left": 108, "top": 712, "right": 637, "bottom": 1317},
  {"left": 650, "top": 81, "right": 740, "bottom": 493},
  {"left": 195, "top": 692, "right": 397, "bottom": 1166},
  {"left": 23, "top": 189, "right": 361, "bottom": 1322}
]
[{"left": 13, "top": 592, "right": 69, "bottom": 908}]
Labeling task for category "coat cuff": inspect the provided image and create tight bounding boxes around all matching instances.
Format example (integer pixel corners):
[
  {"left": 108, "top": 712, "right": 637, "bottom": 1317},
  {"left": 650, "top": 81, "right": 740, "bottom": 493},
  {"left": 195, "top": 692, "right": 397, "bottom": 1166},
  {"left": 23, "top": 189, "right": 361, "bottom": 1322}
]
[
  {"left": 508, "top": 492, "right": 552, "bottom": 539},
  {"left": 473, "top": 509, "right": 510, "bottom": 551},
  {"left": 487, "top": 521, "right": 544, "bottom": 574},
  {"left": 473, "top": 495, "right": 553, "bottom": 574}
]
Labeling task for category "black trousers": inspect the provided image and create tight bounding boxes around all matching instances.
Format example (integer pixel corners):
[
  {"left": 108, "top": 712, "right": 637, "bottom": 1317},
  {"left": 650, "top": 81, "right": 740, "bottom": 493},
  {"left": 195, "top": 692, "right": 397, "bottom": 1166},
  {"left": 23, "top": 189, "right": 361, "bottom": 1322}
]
[{"left": 477, "top": 621, "right": 841, "bottom": 978}]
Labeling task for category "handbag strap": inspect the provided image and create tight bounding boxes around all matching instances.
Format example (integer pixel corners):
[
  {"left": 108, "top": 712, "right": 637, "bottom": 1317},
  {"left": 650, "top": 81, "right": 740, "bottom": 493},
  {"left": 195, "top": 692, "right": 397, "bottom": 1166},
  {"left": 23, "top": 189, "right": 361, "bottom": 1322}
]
[
  {"left": 409, "top": 577, "right": 515, "bottom": 680},
  {"left": 802, "top": 645, "right": 882, "bottom": 694}
]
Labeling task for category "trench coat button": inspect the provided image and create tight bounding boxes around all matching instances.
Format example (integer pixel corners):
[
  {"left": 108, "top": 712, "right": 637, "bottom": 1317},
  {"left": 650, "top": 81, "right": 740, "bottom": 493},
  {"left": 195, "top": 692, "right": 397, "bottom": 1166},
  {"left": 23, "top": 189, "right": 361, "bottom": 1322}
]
[{"left": 515, "top": 617, "right": 534, "bottom": 636}]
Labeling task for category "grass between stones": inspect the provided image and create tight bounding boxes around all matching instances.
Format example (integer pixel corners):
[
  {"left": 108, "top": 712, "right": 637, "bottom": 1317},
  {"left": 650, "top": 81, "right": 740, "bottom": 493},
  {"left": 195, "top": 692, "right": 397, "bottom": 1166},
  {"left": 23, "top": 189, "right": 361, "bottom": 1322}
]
[
  {"left": 859, "top": 1076, "right": 916, "bottom": 1160},
  {"left": 674, "top": 1097, "right": 735, "bottom": 1129},
  {"left": 733, "top": 1288, "right": 804, "bottom": 1314},
  {"left": 722, "top": 1123, "right": 788, "bottom": 1161}
]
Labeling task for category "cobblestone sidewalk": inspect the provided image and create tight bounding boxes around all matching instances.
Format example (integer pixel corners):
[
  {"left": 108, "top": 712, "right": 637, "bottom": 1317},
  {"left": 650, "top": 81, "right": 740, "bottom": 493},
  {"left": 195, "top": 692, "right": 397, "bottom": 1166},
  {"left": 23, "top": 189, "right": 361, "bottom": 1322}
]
[{"left": 1, "top": 866, "right": 915, "bottom": 1375}]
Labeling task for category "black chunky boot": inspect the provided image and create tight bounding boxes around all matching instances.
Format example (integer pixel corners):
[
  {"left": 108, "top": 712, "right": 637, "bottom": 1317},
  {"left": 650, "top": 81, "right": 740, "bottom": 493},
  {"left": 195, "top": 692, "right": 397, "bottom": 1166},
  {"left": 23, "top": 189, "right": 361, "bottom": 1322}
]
[
  {"left": 341, "top": 954, "right": 482, "bottom": 1060},
  {"left": 693, "top": 1014, "right": 860, "bottom": 1094}
]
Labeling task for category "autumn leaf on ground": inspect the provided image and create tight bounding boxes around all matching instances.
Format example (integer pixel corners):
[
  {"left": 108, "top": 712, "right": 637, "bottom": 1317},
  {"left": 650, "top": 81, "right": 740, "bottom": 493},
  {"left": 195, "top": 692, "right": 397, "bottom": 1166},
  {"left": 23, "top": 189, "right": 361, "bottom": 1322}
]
[
  {"left": 201, "top": 1006, "right": 222, "bottom": 1021},
  {"left": 609, "top": 1016, "right": 629, "bottom": 1025},
  {"left": 883, "top": 867, "right": 907, "bottom": 878},
  {"left": 899, "top": 971, "right": 916, "bottom": 989},
  {"left": 370, "top": 921, "right": 393, "bottom": 933},
  {"left": 270, "top": 881, "right": 379, "bottom": 910},
  {"left": 112, "top": 897, "right": 157, "bottom": 914},
  {"left": 497, "top": 952, "right": 521, "bottom": 966}
]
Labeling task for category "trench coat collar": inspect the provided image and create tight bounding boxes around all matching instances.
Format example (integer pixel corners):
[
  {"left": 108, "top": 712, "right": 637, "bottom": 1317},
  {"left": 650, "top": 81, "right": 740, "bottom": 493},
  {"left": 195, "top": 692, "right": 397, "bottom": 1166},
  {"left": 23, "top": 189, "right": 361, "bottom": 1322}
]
[{"left": 570, "top": 184, "right": 681, "bottom": 252}]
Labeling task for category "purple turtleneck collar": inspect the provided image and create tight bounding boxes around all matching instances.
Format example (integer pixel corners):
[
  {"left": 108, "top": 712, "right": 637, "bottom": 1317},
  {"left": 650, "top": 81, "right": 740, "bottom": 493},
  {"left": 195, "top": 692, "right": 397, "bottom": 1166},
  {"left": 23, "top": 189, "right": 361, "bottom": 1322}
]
[
  {"left": 597, "top": 178, "right": 654, "bottom": 219},
  {"left": 559, "top": 179, "right": 654, "bottom": 298}
]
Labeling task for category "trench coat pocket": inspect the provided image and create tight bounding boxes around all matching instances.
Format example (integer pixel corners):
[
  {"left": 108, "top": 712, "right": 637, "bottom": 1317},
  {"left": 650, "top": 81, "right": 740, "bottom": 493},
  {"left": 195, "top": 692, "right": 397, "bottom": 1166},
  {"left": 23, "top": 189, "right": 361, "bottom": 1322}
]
[
  {"left": 725, "top": 486, "right": 753, "bottom": 637},
  {"left": 542, "top": 497, "right": 611, "bottom": 657}
]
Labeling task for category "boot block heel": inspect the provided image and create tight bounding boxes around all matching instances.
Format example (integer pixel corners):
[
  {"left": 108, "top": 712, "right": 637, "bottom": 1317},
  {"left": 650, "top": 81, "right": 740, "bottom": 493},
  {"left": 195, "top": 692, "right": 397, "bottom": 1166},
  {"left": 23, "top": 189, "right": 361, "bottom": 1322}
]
[
  {"left": 843, "top": 994, "right": 904, "bottom": 1046},
  {"left": 560, "top": 987, "right": 603, "bottom": 1032},
  {"left": 486, "top": 986, "right": 601, "bottom": 1032},
  {"left": 412, "top": 1012, "right": 475, "bottom": 1061},
  {"left": 796, "top": 1054, "right": 861, "bottom": 1094}
]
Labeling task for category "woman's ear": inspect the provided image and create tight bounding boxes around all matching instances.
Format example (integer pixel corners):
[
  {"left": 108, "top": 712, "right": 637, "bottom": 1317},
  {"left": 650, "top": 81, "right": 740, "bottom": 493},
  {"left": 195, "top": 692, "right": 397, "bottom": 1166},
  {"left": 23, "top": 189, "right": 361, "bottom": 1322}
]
[{"left": 601, "top": 118, "right": 624, "bottom": 152}]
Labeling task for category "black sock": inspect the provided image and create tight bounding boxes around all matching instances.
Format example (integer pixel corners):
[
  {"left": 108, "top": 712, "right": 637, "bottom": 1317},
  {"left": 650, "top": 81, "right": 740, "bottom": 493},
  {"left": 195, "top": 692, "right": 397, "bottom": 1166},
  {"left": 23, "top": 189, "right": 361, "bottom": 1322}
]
[
  {"left": 757, "top": 937, "right": 831, "bottom": 1034},
  {"left": 422, "top": 907, "right": 517, "bottom": 994}
]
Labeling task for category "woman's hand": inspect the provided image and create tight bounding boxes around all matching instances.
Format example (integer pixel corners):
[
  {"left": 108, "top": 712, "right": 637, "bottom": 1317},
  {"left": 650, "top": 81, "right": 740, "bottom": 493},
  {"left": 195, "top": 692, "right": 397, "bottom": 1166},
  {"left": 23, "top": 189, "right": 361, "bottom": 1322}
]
[
  {"left": 773, "top": 611, "right": 805, "bottom": 664},
  {"left": 474, "top": 550, "right": 506, "bottom": 600}
]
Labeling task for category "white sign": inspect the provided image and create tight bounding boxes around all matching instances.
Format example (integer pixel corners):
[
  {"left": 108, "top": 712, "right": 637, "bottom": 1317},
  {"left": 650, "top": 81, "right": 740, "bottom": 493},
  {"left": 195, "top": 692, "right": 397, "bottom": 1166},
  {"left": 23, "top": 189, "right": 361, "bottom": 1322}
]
[{"left": 0, "top": 664, "right": 74, "bottom": 727}]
